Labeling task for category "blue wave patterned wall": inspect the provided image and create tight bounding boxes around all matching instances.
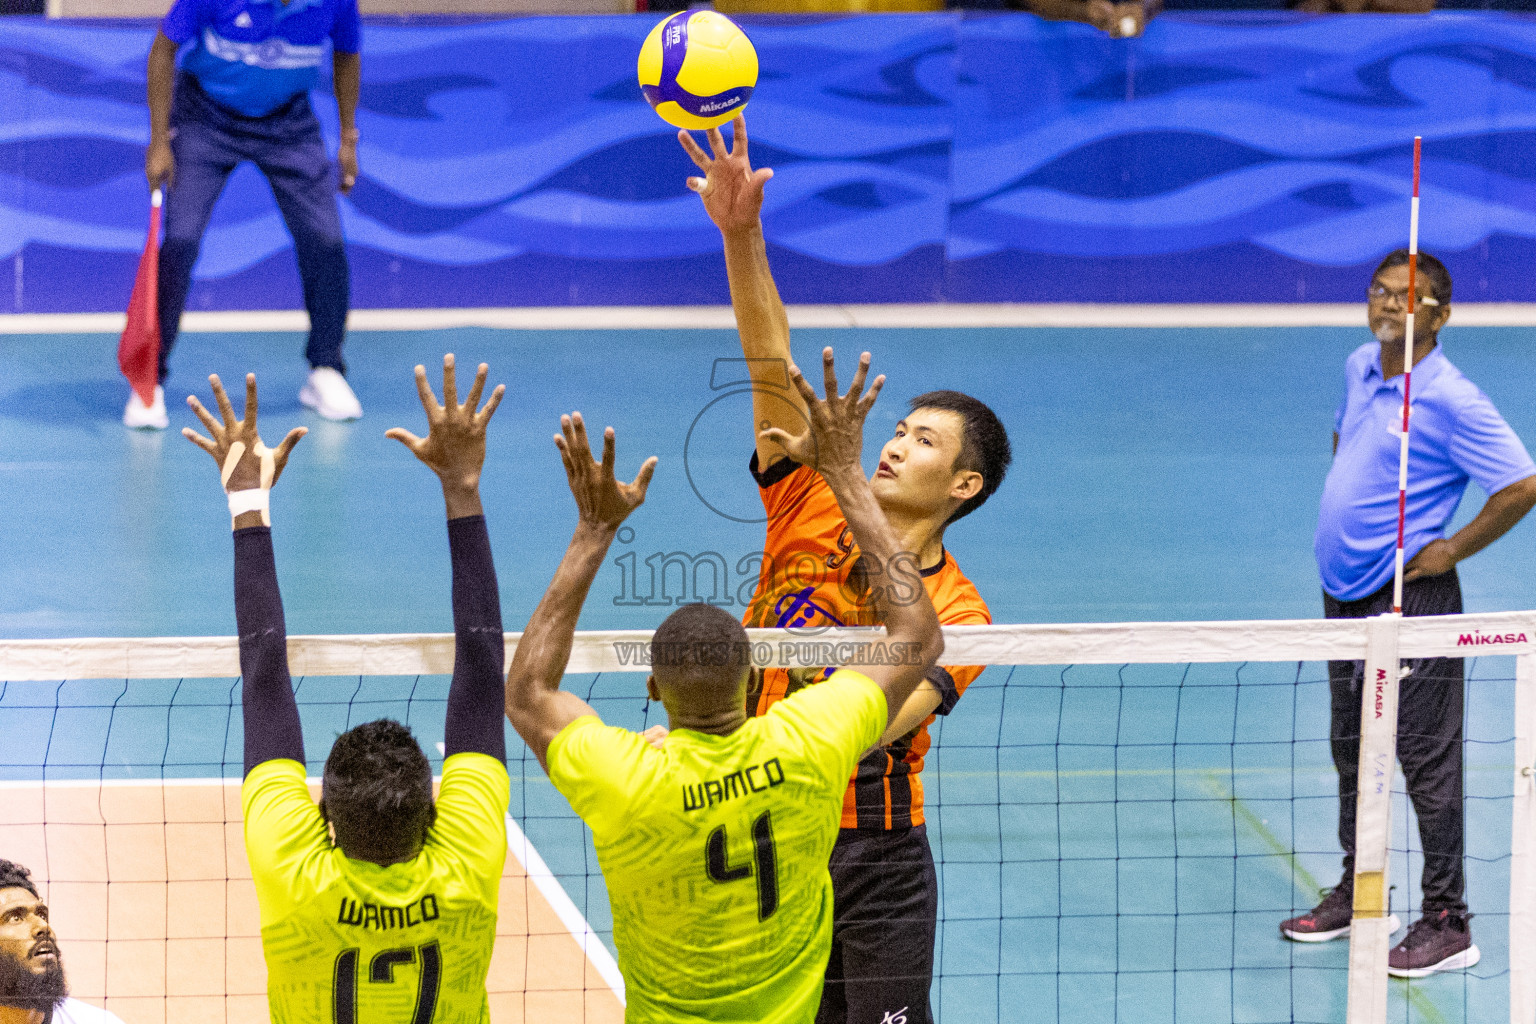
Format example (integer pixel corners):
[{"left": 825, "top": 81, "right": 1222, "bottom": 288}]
[
  {"left": 950, "top": 12, "right": 1536, "bottom": 302},
  {"left": 2, "top": 12, "right": 1535, "bottom": 311}
]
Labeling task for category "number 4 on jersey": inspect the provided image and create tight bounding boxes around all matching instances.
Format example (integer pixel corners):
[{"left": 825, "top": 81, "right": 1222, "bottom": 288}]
[{"left": 705, "top": 809, "right": 779, "bottom": 920}]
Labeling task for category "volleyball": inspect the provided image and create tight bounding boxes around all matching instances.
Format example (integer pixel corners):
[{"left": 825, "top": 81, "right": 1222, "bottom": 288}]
[{"left": 637, "top": 10, "right": 758, "bottom": 131}]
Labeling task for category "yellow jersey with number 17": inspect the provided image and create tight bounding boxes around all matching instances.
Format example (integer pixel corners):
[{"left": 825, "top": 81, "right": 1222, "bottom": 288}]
[
  {"left": 548, "top": 668, "right": 886, "bottom": 1024},
  {"left": 241, "top": 752, "right": 510, "bottom": 1024}
]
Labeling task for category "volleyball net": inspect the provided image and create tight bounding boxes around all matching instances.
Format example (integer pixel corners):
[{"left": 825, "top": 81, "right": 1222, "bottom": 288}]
[{"left": 2, "top": 613, "right": 1533, "bottom": 1024}]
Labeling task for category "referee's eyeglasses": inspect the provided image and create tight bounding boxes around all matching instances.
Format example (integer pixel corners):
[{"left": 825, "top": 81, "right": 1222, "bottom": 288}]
[{"left": 1369, "top": 284, "right": 1441, "bottom": 308}]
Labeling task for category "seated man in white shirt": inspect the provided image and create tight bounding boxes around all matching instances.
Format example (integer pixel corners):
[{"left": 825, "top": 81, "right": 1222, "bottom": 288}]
[{"left": 0, "top": 860, "right": 125, "bottom": 1024}]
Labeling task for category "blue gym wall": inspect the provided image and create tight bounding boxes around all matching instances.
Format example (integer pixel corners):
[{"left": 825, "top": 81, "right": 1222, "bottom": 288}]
[{"left": 4, "top": 11, "right": 1536, "bottom": 311}]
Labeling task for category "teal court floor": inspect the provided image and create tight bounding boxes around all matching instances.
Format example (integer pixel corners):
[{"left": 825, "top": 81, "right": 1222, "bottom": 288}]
[{"left": 3, "top": 322, "right": 1535, "bottom": 1022}]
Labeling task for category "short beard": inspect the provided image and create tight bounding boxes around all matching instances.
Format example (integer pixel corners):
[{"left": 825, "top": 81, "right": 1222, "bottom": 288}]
[
  {"left": 0, "top": 948, "right": 67, "bottom": 1013},
  {"left": 1373, "top": 318, "right": 1432, "bottom": 347}
]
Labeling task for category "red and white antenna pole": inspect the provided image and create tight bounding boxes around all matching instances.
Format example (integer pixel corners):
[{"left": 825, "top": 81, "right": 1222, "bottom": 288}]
[{"left": 1392, "top": 136, "right": 1422, "bottom": 615}]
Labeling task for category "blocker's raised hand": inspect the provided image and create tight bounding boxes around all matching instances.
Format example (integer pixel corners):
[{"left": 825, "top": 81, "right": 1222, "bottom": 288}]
[
  {"left": 758, "top": 347, "right": 883, "bottom": 477},
  {"left": 183, "top": 373, "right": 306, "bottom": 493},
  {"left": 554, "top": 413, "right": 657, "bottom": 533},
  {"left": 386, "top": 354, "right": 505, "bottom": 495},
  {"left": 678, "top": 114, "right": 772, "bottom": 236}
]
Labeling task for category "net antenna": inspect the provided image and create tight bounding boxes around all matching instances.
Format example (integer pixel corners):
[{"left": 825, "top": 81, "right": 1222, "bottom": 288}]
[
  {"left": 1391, "top": 136, "right": 1423, "bottom": 615},
  {"left": 1347, "top": 136, "right": 1422, "bottom": 1024}
]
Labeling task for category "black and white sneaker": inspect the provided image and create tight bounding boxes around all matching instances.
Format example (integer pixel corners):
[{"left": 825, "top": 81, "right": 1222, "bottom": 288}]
[
  {"left": 1280, "top": 886, "right": 1400, "bottom": 942},
  {"left": 1387, "top": 910, "right": 1480, "bottom": 978}
]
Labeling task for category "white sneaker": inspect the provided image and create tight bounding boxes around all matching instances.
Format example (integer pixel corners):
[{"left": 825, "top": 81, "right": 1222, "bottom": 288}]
[
  {"left": 299, "top": 367, "right": 362, "bottom": 421},
  {"left": 123, "top": 385, "right": 168, "bottom": 430}
]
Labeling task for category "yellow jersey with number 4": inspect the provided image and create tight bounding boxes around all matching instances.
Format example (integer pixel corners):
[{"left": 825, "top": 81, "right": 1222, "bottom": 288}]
[
  {"left": 241, "top": 753, "right": 509, "bottom": 1024},
  {"left": 548, "top": 669, "right": 886, "bottom": 1024}
]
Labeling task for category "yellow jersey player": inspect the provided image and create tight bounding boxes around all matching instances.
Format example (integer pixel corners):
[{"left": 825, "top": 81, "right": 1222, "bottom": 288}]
[
  {"left": 502, "top": 348, "right": 945, "bottom": 1024},
  {"left": 182, "top": 357, "right": 509, "bottom": 1024}
]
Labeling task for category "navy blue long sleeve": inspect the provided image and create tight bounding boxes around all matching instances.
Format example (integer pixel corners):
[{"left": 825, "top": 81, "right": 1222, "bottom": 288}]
[
  {"left": 235, "top": 526, "right": 306, "bottom": 776},
  {"left": 443, "top": 515, "right": 506, "bottom": 761}
]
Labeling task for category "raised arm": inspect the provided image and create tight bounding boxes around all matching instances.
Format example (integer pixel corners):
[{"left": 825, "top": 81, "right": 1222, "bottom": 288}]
[
  {"left": 505, "top": 415, "right": 658, "bottom": 771},
  {"left": 182, "top": 374, "right": 308, "bottom": 775},
  {"left": 679, "top": 115, "right": 805, "bottom": 469},
  {"left": 761, "top": 349, "right": 944, "bottom": 719},
  {"left": 386, "top": 355, "right": 507, "bottom": 761}
]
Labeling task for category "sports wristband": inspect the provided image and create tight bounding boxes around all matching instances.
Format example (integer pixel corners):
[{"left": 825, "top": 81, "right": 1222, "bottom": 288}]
[{"left": 228, "top": 489, "right": 270, "bottom": 528}]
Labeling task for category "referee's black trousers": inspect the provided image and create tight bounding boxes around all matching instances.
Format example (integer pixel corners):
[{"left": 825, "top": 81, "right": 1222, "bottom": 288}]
[{"left": 1324, "top": 567, "right": 1466, "bottom": 914}]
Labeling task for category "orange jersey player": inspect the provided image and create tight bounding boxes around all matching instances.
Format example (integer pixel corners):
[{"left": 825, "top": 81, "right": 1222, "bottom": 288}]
[
  {"left": 677, "top": 116, "right": 1013, "bottom": 1024},
  {"left": 743, "top": 454, "right": 991, "bottom": 833}
]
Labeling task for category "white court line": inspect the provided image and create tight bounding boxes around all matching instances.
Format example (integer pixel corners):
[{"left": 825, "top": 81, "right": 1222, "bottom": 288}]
[
  {"left": 6, "top": 302, "right": 1536, "bottom": 332},
  {"left": 11, "top": 303, "right": 1536, "bottom": 333},
  {"left": 504, "top": 811, "right": 626, "bottom": 1005},
  {"left": 12, "top": 302, "right": 1536, "bottom": 333}
]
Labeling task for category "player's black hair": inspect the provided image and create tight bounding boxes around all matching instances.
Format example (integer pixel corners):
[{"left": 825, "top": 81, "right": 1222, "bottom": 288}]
[
  {"left": 651, "top": 603, "right": 752, "bottom": 690},
  {"left": 321, "top": 719, "right": 435, "bottom": 864},
  {"left": 0, "top": 860, "right": 37, "bottom": 899},
  {"left": 1373, "top": 249, "right": 1452, "bottom": 307},
  {"left": 908, "top": 390, "right": 1012, "bottom": 526}
]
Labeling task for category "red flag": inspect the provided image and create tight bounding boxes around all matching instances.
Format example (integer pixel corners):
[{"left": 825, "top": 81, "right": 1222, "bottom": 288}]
[{"left": 118, "top": 188, "right": 162, "bottom": 406}]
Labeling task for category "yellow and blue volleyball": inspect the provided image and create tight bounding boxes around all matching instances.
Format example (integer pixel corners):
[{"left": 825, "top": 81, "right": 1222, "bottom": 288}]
[{"left": 637, "top": 11, "right": 758, "bottom": 131}]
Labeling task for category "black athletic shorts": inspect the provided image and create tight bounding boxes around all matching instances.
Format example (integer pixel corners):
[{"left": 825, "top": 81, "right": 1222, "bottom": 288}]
[{"left": 816, "top": 824, "right": 937, "bottom": 1024}]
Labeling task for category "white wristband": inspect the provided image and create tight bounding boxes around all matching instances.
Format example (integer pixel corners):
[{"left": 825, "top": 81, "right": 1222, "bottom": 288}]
[{"left": 228, "top": 488, "right": 271, "bottom": 528}]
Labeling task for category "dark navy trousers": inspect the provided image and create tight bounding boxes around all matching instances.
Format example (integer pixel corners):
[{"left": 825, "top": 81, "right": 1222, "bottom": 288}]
[{"left": 158, "top": 74, "right": 349, "bottom": 382}]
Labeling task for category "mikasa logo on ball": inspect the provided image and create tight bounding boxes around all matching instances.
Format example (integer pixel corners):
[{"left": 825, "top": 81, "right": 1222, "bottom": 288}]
[{"left": 699, "top": 98, "right": 741, "bottom": 113}]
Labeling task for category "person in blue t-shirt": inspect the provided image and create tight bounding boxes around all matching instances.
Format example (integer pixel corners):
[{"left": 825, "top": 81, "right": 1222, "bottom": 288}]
[
  {"left": 1282, "top": 249, "right": 1536, "bottom": 977},
  {"left": 127, "top": 0, "right": 364, "bottom": 430}
]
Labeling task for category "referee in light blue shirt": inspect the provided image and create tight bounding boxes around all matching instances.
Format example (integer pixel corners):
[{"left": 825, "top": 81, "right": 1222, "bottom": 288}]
[
  {"left": 126, "top": 0, "right": 364, "bottom": 430},
  {"left": 1281, "top": 249, "right": 1536, "bottom": 978}
]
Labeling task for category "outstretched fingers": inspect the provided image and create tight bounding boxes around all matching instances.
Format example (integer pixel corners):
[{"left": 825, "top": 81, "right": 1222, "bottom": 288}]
[
  {"left": 271, "top": 427, "right": 307, "bottom": 479},
  {"left": 464, "top": 362, "right": 488, "bottom": 414},
  {"left": 181, "top": 426, "right": 218, "bottom": 458},
  {"left": 412, "top": 364, "right": 439, "bottom": 418},
  {"left": 706, "top": 125, "right": 728, "bottom": 160},
  {"left": 757, "top": 424, "right": 800, "bottom": 450},
  {"left": 384, "top": 427, "right": 423, "bottom": 453},
  {"left": 819, "top": 347, "right": 840, "bottom": 402},
  {"left": 678, "top": 130, "right": 711, "bottom": 172},
  {"left": 844, "top": 351, "right": 873, "bottom": 402},
  {"left": 857, "top": 373, "right": 886, "bottom": 417},
  {"left": 186, "top": 394, "right": 222, "bottom": 439},
  {"left": 628, "top": 455, "right": 659, "bottom": 499},
  {"left": 242, "top": 373, "right": 259, "bottom": 433},
  {"left": 560, "top": 413, "right": 591, "bottom": 468},
  {"left": 784, "top": 363, "right": 819, "bottom": 407},
  {"left": 729, "top": 114, "right": 748, "bottom": 159},
  {"left": 553, "top": 431, "right": 576, "bottom": 480},
  {"left": 477, "top": 384, "right": 505, "bottom": 426},
  {"left": 569, "top": 412, "right": 594, "bottom": 466},
  {"left": 600, "top": 426, "right": 616, "bottom": 478},
  {"left": 441, "top": 353, "right": 459, "bottom": 410},
  {"left": 210, "top": 374, "right": 238, "bottom": 430}
]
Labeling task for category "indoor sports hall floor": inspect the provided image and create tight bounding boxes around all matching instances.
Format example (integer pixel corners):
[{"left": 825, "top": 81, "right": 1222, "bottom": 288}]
[{"left": 3, "top": 318, "right": 1535, "bottom": 1023}]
